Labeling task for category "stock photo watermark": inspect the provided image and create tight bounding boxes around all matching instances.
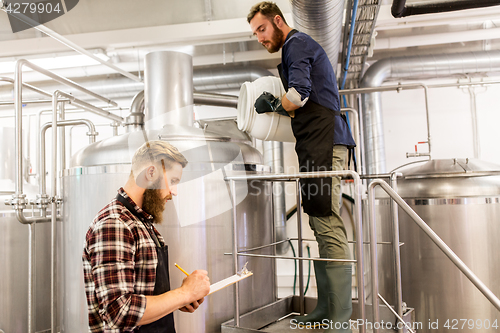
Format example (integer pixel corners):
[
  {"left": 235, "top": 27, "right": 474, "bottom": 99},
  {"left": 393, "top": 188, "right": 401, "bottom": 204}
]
[
  {"left": 289, "top": 318, "right": 499, "bottom": 331},
  {"left": 2, "top": 0, "right": 79, "bottom": 33}
]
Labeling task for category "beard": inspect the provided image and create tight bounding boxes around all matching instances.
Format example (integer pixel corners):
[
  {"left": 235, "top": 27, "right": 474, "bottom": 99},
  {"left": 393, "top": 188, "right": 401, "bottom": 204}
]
[
  {"left": 263, "top": 22, "right": 284, "bottom": 53},
  {"left": 142, "top": 179, "right": 171, "bottom": 224}
]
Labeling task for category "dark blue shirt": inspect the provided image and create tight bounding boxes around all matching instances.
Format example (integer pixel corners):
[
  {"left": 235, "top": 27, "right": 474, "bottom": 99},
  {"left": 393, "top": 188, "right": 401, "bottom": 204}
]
[
  {"left": 281, "top": 30, "right": 355, "bottom": 147},
  {"left": 281, "top": 31, "right": 340, "bottom": 111}
]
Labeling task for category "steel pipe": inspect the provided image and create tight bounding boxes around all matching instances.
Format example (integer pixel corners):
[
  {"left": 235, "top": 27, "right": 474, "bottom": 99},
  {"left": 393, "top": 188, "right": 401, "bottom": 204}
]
[
  {"left": 50, "top": 92, "right": 58, "bottom": 333},
  {"left": 0, "top": 7, "right": 142, "bottom": 82},
  {"left": 13, "top": 59, "right": 120, "bottom": 200},
  {"left": 193, "top": 92, "right": 238, "bottom": 108},
  {"left": 378, "top": 293, "right": 415, "bottom": 333},
  {"left": 9, "top": 59, "right": 119, "bottom": 333},
  {"left": 360, "top": 50, "right": 500, "bottom": 175},
  {"left": 390, "top": 172, "right": 404, "bottom": 333},
  {"left": 0, "top": 99, "right": 71, "bottom": 106},
  {"left": 367, "top": 181, "right": 381, "bottom": 333},
  {"left": 468, "top": 86, "right": 480, "bottom": 159},
  {"left": 0, "top": 66, "right": 270, "bottom": 102},
  {"left": 230, "top": 180, "right": 240, "bottom": 327},
  {"left": 0, "top": 76, "right": 52, "bottom": 97},
  {"left": 40, "top": 91, "right": 101, "bottom": 333},
  {"left": 263, "top": 141, "right": 289, "bottom": 255},
  {"left": 296, "top": 179, "right": 305, "bottom": 316},
  {"left": 391, "top": 0, "right": 500, "bottom": 18},
  {"left": 16, "top": 60, "right": 119, "bottom": 106},
  {"left": 228, "top": 253, "right": 357, "bottom": 263},
  {"left": 193, "top": 66, "right": 272, "bottom": 91},
  {"left": 40, "top": 118, "right": 97, "bottom": 196}
]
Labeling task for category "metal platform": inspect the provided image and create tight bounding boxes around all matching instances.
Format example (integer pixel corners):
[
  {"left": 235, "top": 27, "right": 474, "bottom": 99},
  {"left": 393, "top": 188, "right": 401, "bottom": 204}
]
[{"left": 222, "top": 296, "right": 415, "bottom": 333}]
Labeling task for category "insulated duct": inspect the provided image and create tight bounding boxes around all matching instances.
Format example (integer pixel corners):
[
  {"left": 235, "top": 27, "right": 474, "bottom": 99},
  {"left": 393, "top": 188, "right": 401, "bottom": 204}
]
[
  {"left": 392, "top": 0, "right": 500, "bottom": 18},
  {"left": 360, "top": 50, "right": 500, "bottom": 175},
  {"left": 290, "top": 0, "right": 345, "bottom": 68},
  {"left": 193, "top": 66, "right": 273, "bottom": 92}
]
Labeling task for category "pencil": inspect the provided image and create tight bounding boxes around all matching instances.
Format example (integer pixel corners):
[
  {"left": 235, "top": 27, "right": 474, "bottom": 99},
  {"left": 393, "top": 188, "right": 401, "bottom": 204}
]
[{"left": 174, "top": 263, "right": 189, "bottom": 276}]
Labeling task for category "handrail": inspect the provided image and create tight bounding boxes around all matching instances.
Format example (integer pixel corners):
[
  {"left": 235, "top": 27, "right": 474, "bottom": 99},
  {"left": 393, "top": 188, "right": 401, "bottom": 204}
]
[
  {"left": 226, "top": 170, "right": 366, "bottom": 333},
  {"left": 389, "top": 172, "right": 404, "bottom": 333},
  {"left": 367, "top": 179, "right": 500, "bottom": 326}
]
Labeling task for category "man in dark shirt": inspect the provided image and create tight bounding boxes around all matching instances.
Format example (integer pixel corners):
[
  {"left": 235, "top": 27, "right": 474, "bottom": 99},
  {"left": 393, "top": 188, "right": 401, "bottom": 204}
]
[
  {"left": 83, "top": 140, "right": 210, "bottom": 332},
  {"left": 248, "top": 2, "right": 355, "bottom": 332}
]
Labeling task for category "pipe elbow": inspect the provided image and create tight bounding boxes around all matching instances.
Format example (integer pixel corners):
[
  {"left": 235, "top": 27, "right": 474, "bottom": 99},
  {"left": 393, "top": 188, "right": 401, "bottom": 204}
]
[
  {"left": 391, "top": 6, "right": 406, "bottom": 18},
  {"left": 391, "top": 0, "right": 408, "bottom": 18}
]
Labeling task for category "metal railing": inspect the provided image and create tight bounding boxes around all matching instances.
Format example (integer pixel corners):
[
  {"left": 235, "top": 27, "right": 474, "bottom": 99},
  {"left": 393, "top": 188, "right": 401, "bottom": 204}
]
[
  {"left": 367, "top": 178, "right": 500, "bottom": 333},
  {"left": 225, "top": 170, "right": 367, "bottom": 333},
  {"left": 225, "top": 170, "right": 500, "bottom": 333}
]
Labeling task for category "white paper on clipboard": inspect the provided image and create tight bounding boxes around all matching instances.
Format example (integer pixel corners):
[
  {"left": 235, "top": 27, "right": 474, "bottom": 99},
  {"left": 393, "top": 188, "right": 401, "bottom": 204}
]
[{"left": 208, "top": 271, "right": 253, "bottom": 295}]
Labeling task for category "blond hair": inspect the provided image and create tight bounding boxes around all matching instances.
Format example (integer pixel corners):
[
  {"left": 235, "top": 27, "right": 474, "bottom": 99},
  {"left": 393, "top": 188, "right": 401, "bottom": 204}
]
[{"left": 130, "top": 140, "right": 187, "bottom": 178}]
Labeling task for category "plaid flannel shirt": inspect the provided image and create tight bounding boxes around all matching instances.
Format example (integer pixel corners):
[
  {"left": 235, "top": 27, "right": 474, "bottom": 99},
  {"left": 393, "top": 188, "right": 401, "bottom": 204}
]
[{"left": 83, "top": 188, "right": 165, "bottom": 332}]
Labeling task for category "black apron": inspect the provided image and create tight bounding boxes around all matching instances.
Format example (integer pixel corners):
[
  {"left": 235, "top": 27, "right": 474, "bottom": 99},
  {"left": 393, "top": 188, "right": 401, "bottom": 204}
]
[
  {"left": 277, "top": 32, "right": 335, "bottom": 217},
  {"left": 116, "top": 194, "right": 176, "bottom": 333}
]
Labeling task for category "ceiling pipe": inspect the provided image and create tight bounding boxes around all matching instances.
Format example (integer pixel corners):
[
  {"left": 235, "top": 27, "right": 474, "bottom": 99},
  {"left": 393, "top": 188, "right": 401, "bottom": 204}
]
[
  {"left": 193, "top": 66, "right": 273, "bottom": 91},
  {"left": 290, "top": 0, "right": 345, "bottom": 68},
  {"left": 360, "top": 50, "right": 500, "bottom": 175},
  {"left": 391, "top": 0, "right": 500, "bottom": 18},
  {"left": 0, "top": 66, "right": 272, "bottom": 102}
]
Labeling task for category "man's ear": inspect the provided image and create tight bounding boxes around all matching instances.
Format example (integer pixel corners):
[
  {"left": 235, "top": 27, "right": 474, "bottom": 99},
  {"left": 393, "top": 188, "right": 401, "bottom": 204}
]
[
  {"left": 135, "top": 165, "right": 156, "bottom": 189},
  {"left": 274, "top": 15, "right": 282, "bottom": 27},
  {"left": 145, "top": 165, "right": 156, "bottom": 181}
]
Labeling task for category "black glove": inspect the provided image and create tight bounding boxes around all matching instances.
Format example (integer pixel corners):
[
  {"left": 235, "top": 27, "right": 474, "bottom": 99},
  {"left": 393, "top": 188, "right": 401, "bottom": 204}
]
[{"left": 254, "top": 92, "right": 289, "bottom": 117}]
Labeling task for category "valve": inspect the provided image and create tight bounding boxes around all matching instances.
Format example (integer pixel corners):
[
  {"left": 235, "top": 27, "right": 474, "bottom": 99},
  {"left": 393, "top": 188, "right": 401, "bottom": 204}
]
[
  {"left": 33, "top": 194, "right": 50, "bottom": 209},
  {"left": 5, "top": 194, "right": 27, "bottom": 210},
  {"left": 406, "top": 141, "right": 430, "bottom": 158}
]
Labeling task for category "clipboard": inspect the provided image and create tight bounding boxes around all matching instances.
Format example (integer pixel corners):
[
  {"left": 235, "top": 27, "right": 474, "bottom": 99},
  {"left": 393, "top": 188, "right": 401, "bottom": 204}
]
[{"left": 209, "top": 262, "right": 253, "bottom": 295}]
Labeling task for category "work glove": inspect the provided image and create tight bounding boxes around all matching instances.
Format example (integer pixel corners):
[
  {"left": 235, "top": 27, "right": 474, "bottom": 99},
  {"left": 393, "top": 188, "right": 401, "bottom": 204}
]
[{"left": 254, "top": 92, "right": 290, "bottom": 117}]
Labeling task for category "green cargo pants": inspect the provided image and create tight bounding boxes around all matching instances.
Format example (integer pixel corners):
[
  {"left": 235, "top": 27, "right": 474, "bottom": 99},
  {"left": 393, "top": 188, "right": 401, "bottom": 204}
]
[{"left": 308, "top": 145, "right": 350, "bottom": 266}]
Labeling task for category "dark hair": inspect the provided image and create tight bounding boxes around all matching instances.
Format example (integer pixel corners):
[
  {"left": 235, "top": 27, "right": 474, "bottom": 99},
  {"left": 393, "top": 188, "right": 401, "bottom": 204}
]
[{"left": 247, "top": 1, "right": 288, "bottom": 25}]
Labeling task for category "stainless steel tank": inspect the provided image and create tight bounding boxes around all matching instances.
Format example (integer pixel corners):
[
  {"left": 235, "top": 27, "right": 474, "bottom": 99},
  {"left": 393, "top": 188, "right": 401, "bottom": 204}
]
[
  {"left": 60, "top": 121, "right": 276, "bottom": 332},
  {"left": 362, "top": 197, "right": 396, "bottom": 307},
  {"left": 0, "top": 127, "right": 51, "bottom": 333},
  {"left": 395, "top": 159, "right": 500, "bottom": 332}
]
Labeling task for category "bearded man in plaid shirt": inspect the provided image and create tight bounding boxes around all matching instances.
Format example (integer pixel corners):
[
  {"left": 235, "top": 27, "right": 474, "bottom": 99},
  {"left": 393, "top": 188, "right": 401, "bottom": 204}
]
[{"left": 83, "top": 141, "right": 210, "bottom": 332}]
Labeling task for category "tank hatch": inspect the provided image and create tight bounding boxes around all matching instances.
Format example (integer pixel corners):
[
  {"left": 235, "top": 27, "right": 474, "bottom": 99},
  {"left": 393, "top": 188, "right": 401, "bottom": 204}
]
[{"left": 402, "top": 158, "right": 500, "bottom": 179}]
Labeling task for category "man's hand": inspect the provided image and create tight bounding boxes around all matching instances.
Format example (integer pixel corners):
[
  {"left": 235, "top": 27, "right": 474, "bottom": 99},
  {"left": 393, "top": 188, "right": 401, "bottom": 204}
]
[
  {"left": 178, "top": 269, "right": 210, "bottom": 312},
  {"left": 254, "top": 92, "right": 290, "bottom": 117},
  {"left": 179, "top": 298, "right": 205, "bottom": 313}
]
